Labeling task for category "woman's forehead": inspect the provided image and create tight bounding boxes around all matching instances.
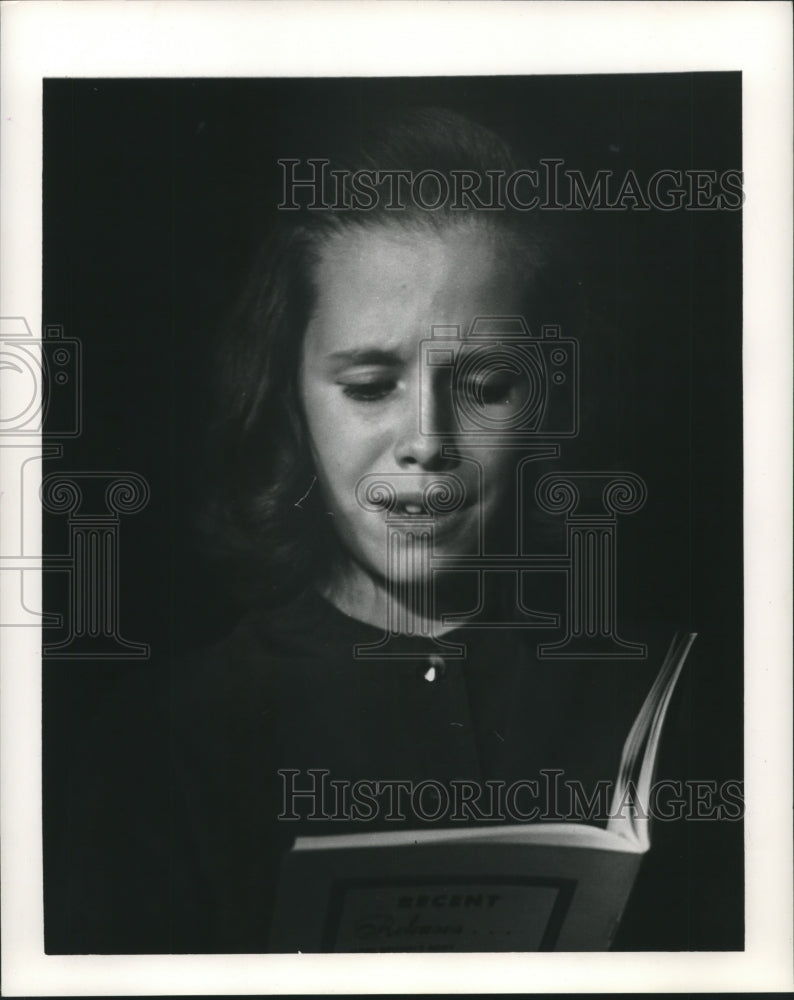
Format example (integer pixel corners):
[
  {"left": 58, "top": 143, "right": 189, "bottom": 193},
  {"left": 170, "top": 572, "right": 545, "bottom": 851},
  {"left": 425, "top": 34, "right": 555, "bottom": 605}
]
[
  {"left": 305, "top": 221, "right": 527, "bottom": 353},
  {"left": 316, "top": 217, "right": 510, "bottom": 272}
]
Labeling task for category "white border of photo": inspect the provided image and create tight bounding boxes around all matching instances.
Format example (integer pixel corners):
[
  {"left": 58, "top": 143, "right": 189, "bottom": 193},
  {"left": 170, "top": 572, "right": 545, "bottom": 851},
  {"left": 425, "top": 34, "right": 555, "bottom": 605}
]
[{"left": 1, "top": 1, "right": 791, "bottom": 994}]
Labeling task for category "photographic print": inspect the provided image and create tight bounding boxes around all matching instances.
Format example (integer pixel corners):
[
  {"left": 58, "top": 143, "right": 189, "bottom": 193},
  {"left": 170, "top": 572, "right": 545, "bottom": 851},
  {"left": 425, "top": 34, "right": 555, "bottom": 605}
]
[
  {"left": 1, "top": 2, "right": 791, "bottom": 996},
  {"left": 40, "top": 72, "right": 744, "bottom": 956}
]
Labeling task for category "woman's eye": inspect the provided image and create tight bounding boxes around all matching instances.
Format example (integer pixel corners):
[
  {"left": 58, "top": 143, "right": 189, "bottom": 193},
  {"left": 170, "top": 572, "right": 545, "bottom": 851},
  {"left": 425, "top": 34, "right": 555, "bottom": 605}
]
[
  {"left": 460, "top": 375, "right": 516, "bottom": 406},
  {"left": 341, "top": 380, "right": 396, "bottom": 403}
]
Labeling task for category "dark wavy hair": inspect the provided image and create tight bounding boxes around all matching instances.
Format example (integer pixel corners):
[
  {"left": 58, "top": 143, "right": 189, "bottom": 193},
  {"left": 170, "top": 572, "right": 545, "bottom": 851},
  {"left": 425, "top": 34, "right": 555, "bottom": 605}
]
[{"left": 201, "top": 107, "right": 568, "bottom": 608}]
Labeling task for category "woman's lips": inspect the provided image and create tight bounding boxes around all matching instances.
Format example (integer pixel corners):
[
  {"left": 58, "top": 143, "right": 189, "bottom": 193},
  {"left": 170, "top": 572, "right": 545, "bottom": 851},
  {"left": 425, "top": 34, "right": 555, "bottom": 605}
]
[
  {"left": 372, "top": 490, "right": 474, "bottom": 515},
  {"left": 354, "top": 473, "right": 472, "bottom": 519},
  {"left": 377, "top": 497, "right": 473, "bottom": 517},
  {"left": 375, "top": 497, "right": 479, "bottom": 542}
]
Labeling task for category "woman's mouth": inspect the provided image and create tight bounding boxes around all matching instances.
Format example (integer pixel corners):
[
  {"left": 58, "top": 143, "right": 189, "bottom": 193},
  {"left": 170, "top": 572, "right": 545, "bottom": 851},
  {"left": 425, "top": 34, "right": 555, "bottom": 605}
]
[
  {"left": 354, "top": 474, "right": 478, "bottom": 540},
  {"left": 380, "top": 495, "right": 479, "bottom": 545},
  {"left": 355, "top": 473, "right": 471, "bottom": 516},
  {"left": 383, "top": 494, "right": 472, "bottom": 517}
]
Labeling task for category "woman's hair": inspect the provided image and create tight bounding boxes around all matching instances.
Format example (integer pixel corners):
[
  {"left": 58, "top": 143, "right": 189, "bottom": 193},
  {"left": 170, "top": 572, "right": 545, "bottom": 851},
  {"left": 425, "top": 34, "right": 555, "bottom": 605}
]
[{"left": 201, "top": 107, "right": 567, "bottom": 608}]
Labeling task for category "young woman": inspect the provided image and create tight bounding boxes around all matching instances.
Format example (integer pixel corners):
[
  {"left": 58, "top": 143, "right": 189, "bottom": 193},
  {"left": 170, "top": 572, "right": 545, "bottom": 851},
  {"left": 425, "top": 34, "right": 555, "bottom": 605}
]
[
  {"left": 163, "top": 108, "right": 676, "bottom": 952},
  {"left": 47, "top": 106, "right": 691, "bottom": 955}
]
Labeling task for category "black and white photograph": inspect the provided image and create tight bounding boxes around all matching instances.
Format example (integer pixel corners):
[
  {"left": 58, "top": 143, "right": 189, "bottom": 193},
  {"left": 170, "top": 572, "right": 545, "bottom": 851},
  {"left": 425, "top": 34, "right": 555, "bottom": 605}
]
[
  {"left": 40, "top": 72, "right": 746, "bottom": 956},
  {"left": 1, "top": 2, "right": 791, "bottom": 995}
]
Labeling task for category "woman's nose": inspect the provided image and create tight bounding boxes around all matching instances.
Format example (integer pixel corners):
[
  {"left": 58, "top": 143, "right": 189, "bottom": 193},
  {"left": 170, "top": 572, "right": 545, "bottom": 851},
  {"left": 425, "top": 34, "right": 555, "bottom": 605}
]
[{"left": 393, "top": 380, "right": 456, "bottom": 470}]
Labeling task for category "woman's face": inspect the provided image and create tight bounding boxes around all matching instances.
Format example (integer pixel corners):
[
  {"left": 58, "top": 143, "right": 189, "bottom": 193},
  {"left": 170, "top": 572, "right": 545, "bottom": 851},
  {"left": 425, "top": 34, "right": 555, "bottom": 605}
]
[{"left": 299, "top": 221, "right": 530, "bottom": 587}]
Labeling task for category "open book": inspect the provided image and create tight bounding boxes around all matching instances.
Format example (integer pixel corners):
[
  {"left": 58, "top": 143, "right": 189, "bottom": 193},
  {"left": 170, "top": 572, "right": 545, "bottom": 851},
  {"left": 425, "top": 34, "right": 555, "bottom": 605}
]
[{"left": 270, "top": 632, "right": 697, "bottom": 952}]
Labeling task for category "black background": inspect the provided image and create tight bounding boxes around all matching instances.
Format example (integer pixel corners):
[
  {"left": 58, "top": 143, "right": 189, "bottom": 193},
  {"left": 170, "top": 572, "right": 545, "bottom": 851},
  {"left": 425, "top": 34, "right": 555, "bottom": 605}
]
[{"left": 42, "top": 75, "right": 743, "bottom": 950}]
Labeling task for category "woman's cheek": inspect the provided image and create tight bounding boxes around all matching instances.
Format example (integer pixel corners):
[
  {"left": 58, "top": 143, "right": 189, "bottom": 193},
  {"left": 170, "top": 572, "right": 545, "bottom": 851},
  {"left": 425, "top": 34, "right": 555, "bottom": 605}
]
[{"left": 341, "top": 418, "right": 390, "bottom": 467}]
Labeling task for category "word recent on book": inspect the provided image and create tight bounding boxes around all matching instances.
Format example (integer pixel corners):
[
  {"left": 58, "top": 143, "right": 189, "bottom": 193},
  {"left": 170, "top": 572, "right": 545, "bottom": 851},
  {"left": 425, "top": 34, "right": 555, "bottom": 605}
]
[{"left": 277, "top": 769, "right": 744, "bottom": 823}]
